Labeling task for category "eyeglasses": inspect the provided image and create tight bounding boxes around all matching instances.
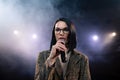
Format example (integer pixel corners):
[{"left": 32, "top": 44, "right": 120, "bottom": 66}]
[{"left": 55, "top": 27, "right": 69, "bottom": 34}]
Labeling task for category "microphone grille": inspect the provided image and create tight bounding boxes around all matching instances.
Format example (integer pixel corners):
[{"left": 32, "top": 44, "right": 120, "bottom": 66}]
[{"left": 59, "top": 39, "right": 65, "bottom": 44}]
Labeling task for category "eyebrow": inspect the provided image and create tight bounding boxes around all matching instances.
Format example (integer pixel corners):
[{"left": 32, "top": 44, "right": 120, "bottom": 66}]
[{"left": 55, "top": 27, "right": 68, "bottom": 29}]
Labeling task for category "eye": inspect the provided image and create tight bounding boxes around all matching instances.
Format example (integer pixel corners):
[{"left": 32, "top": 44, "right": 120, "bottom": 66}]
[
  {"left": 55, "top": 28, "right": 60, "bottom": 31},
  {"left": 63, "top": 28, "right": 69, "bottom": 31}
]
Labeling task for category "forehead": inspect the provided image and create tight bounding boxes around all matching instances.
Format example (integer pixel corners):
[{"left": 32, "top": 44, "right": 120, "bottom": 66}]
[{"left": 55, "top": 21, "right": 68, "bottom": 28}]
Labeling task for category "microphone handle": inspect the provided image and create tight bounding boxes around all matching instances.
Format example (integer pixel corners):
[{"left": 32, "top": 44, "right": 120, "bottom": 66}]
[{"left": 60, "top": 51, "right": 67, "bottom": 63}]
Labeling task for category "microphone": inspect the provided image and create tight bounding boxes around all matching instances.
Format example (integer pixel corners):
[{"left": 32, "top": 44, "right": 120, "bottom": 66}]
[
  {"left": 60, "top": 51, "right": 67, "bottom": 63},
  {"left": 59, "top": 39, "right": 67, "bottom": 63}
]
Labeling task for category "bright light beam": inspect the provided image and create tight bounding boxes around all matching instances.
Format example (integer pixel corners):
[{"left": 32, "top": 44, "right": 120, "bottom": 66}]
[
  {"left": 92, "top": 35, "right": 99, "bottom": 41},
  {"left": 13, "top": 30, "right": 19, "bottom": 35},
  {"left": 103, "top": 32, "right": 117, "bottom": 47},
  {"left": 32, "top": 34, "right": 37, "bottom": 39},
  {"left": 111, "top": 32, "right": 116, "bottom": 37}
]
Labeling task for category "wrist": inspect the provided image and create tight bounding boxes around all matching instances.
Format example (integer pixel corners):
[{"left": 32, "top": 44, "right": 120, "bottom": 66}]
[{"left": 46, "top": 57, "right": 56, "bottom": 67}]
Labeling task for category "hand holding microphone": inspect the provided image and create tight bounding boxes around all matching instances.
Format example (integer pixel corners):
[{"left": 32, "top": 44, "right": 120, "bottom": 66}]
[
  {"left": 48, "top": 39, "right": 67, "bottom": 65},
  {"left": 58, "top": 39, "right": 67, "bottom": 63}
]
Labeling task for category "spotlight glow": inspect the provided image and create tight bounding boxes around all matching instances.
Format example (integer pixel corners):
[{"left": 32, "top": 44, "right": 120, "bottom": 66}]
[
  {"left": 92, "top": 35, "right": 99, "bottom": 41},
  {"left": 13, "top": 30, "right": 19, "bottom": 35},
  {"left": 111, "top": 32, "right": 116, "bottom": 37},
  {"left": 32, "top": 34, "right": 37, "bottom": 39}
]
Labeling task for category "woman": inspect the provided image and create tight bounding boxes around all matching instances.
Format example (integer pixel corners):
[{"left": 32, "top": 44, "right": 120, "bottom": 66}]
[{"left": 34, "top": 18, "right": 91, "bottom": 80}]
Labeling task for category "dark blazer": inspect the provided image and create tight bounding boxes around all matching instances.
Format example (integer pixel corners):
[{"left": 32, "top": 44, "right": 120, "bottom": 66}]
[{"left": 34, "top": 50, "right": 91, "bottom": 80}]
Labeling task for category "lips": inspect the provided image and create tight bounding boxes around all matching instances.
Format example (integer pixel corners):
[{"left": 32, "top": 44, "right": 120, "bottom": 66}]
[{"left": 58, "top": 37, "right": 65, "bottom": 40}]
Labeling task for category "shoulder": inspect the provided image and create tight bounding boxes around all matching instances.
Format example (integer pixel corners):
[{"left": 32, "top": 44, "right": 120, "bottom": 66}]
[
  {"left": 73, "top": 49, "right": 89, "bottom": 61},
  {"left": 38, "top": 50, "right": 50, "bottom": 57},
  {"left": 37, "top": 50, "right": 50, "bottom": 61},
  {"left": 39, "top": 50, "right": 50, "bottom": 55}
]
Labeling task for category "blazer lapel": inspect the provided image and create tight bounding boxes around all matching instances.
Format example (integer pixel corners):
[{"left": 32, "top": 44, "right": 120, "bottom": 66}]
[
  {"left": 64, "top": 51, "right": 81, "bottom": 77},
  {"left": 55, "top": 58, "right": 63, "bottom": 77}
]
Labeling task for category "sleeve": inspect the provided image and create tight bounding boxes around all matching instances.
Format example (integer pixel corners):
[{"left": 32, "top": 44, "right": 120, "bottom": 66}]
[
  {"left": 80, "top": 56, "right": 91, "bottom": 80},
  {"left": 34, "top": 51, "right": 54, "bottom": 80},
  {"left": 34, "top": 61, "right": 40, "bottom": 80}
]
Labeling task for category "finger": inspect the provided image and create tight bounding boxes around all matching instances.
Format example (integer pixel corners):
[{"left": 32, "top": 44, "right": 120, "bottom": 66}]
[
  {"left": 56, "top": 43, "right": 67, "bottom": 51},
  {"left": 56, "top": 46, "right": 65, "bottom": 51},
  {"left": 57, "top": 40, "right": 65, "bottom": 44}
]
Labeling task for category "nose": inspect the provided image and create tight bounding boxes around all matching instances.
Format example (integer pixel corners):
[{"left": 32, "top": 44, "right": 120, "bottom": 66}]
[{"left": 59, "top": 30, "right": 64, "bottom": 35}]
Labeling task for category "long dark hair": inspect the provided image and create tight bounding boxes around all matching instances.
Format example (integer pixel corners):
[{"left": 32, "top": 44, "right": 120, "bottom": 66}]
[{"left": 50, "top": 18, "right": 77, "bottom": 51}]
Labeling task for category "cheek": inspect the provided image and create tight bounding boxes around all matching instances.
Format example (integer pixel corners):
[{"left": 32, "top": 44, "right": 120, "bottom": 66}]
[{"left": 65, "top": 34, "right": 69, "bottom": 40}]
